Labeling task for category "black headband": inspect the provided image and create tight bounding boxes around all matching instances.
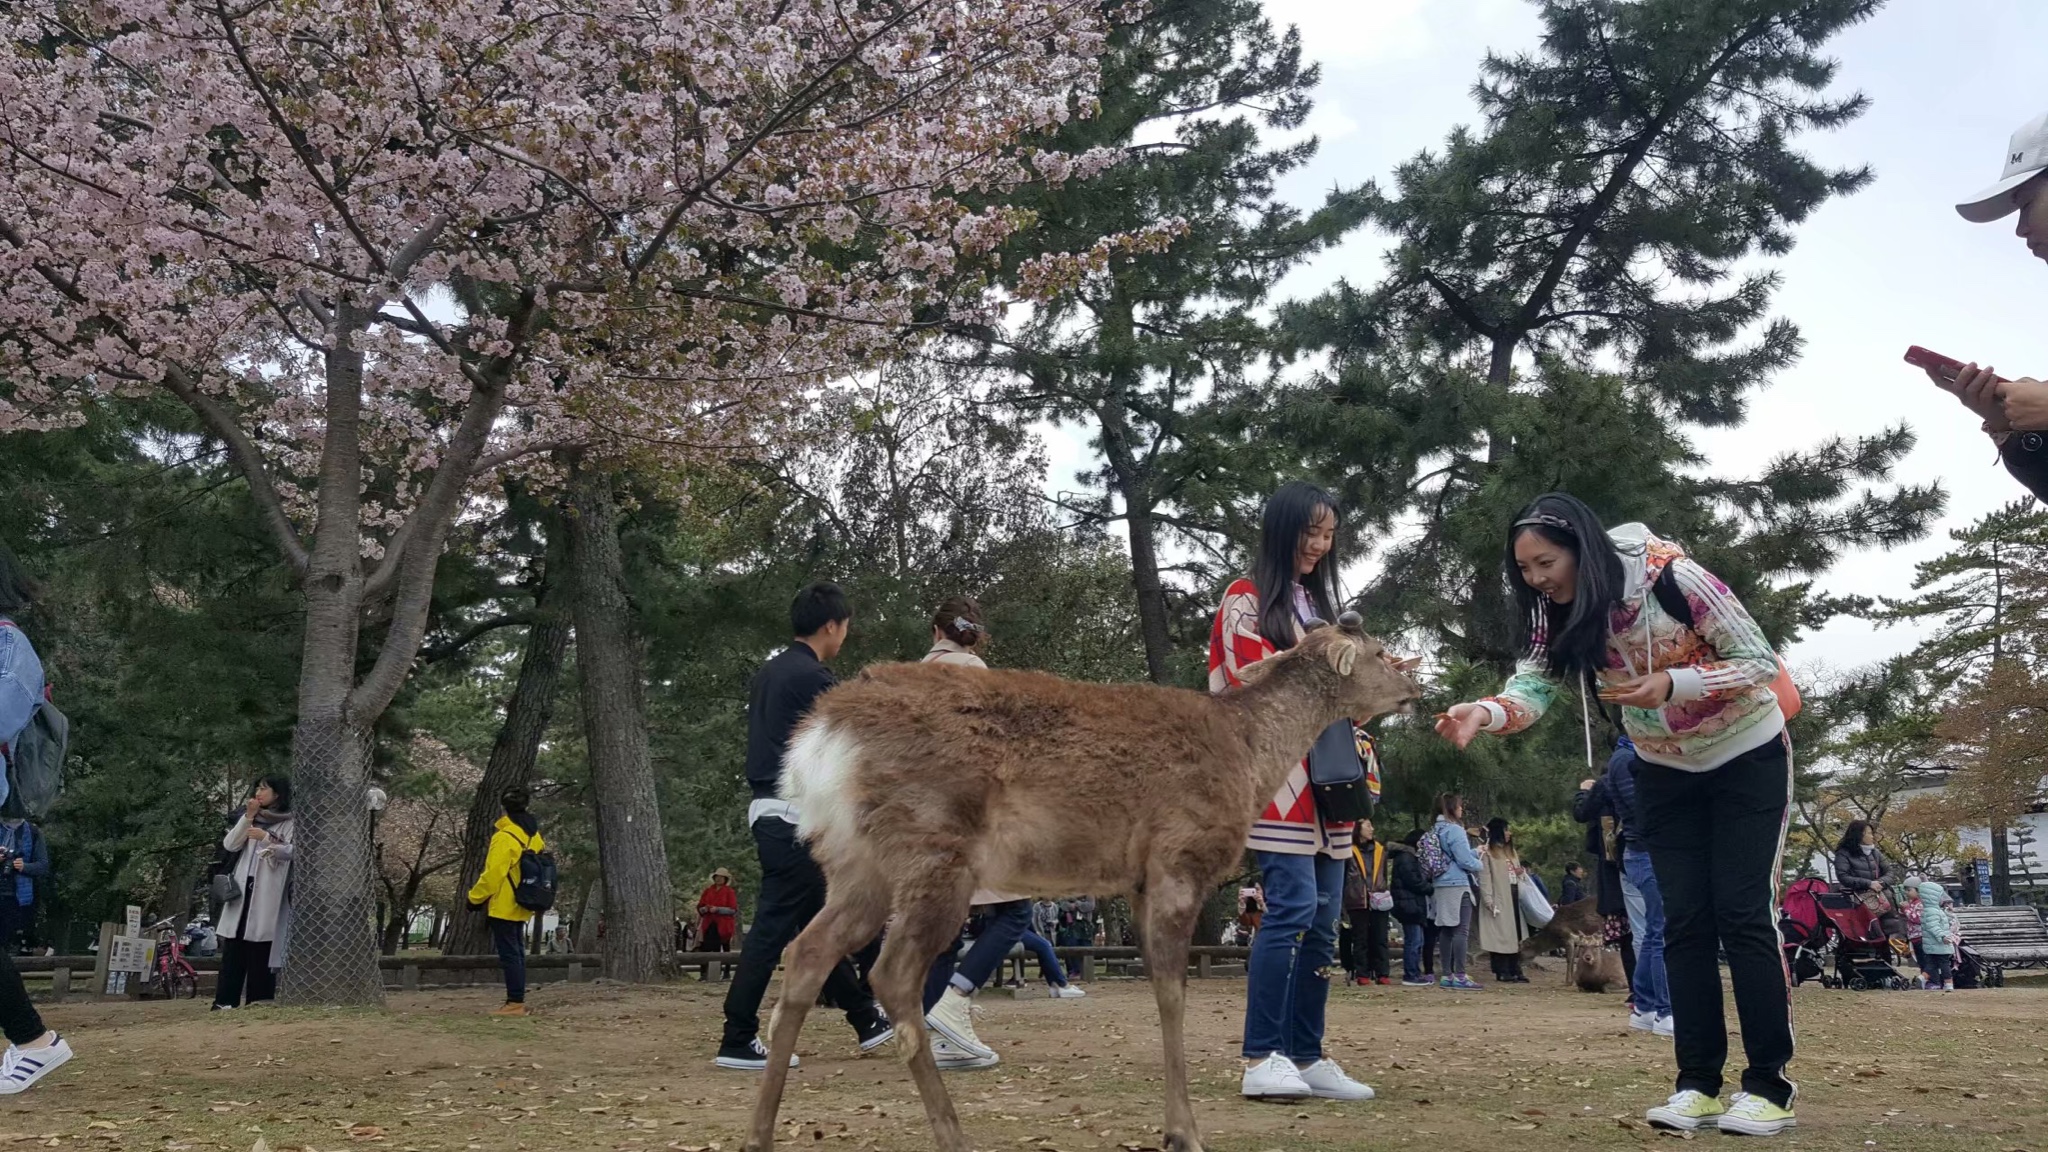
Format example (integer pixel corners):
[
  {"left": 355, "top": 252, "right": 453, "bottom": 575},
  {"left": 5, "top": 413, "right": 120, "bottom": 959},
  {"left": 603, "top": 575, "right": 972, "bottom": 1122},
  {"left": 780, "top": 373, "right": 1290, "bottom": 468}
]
[{"left": 1513, "top": 513, "right": 1573, "bottom": 532}]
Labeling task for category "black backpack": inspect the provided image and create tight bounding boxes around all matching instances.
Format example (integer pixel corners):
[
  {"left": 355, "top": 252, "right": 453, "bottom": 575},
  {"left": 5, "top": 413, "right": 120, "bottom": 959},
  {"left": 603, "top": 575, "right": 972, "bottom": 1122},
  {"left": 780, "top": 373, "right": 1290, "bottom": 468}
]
[{"left": 508, "top": 827, "right": 557, "bottom": 913}]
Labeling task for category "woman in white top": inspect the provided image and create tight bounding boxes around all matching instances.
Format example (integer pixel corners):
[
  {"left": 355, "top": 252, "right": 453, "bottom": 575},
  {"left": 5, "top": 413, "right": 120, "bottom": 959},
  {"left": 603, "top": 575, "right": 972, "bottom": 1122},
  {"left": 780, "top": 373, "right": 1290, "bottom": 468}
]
[{"left": 213, "top": 775, "right": 295, "bottom": 1009}]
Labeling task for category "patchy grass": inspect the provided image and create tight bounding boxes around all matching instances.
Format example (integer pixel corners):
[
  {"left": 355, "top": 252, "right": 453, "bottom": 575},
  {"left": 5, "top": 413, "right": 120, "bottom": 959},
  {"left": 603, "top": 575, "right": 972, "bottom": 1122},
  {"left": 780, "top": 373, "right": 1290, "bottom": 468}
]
[{"left": 8, "top": 963, "right": 2046, "bottom": 1151}]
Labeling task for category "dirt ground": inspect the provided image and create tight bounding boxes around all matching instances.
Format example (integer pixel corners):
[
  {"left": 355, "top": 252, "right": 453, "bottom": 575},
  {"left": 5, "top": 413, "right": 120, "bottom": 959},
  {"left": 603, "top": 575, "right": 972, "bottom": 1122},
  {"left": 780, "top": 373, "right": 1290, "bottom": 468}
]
[{"left": 5, "top": 963, "right": 2046, "bottom": 1152}]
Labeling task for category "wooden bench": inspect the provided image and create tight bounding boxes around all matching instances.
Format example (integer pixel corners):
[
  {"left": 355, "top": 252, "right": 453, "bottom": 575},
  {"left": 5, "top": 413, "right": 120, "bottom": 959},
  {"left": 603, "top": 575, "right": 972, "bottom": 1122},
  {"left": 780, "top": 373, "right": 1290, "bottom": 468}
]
[{"left": 1953, "top": 906, "right": 2048, "bottom": 969}]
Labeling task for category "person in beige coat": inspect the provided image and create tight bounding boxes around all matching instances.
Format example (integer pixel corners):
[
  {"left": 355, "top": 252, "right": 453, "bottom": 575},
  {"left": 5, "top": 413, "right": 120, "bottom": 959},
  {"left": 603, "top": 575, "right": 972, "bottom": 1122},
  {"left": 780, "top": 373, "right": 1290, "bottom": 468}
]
[{"left": 1475, "top": 817, "right": 1528, "bottom": 983}]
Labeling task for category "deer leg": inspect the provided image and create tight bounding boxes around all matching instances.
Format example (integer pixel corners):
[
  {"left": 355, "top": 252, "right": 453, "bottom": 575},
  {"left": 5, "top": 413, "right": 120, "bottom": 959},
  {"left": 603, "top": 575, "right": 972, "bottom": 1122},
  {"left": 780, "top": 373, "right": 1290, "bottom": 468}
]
[
  {"left": 871, "top": 880, "right": 975, "bottom": 1152},
  {"left": 744, "top": 881, "right": 893, "bottom": 1152},
  {"left": 1137, "top": 878, "right": 1205, "bottom": 1152}
]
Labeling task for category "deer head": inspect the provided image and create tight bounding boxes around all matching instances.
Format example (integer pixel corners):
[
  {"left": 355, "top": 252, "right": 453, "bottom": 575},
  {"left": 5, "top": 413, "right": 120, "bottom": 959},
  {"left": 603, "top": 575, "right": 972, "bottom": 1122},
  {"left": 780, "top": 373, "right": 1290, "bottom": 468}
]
[{"left": 1238, "top": 611, "right": 1422, "bottom": 721}]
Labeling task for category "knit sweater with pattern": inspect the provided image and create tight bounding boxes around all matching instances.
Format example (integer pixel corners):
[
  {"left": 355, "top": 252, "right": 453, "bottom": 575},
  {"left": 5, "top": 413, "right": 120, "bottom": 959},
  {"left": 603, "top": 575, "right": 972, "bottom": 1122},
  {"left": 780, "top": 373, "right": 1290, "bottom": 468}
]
[{"left": 1477, "top": 524, "right": 1784, "bottom": 773}]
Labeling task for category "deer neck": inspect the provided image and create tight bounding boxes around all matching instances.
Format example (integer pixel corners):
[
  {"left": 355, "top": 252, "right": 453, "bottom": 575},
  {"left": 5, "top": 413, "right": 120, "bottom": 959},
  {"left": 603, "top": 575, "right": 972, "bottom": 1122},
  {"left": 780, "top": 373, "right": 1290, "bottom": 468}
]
[{"left": 1230, "top": 661, "right": 1350, "bottom": 794}]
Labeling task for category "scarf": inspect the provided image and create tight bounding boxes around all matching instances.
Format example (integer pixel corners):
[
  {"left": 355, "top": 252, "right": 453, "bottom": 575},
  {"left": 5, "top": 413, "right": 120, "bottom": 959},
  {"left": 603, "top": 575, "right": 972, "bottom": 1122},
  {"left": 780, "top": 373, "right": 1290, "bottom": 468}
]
[{"left": 251, "top": 807, "right": 291, "bottom": 830}]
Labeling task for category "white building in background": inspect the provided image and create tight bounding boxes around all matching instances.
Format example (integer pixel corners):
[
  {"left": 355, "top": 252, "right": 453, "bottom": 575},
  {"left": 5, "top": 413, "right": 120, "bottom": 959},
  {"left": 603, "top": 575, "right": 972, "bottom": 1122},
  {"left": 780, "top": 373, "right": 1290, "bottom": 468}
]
[{"left": 1886, "top": 765, "right": 2048, "bottom": 888}]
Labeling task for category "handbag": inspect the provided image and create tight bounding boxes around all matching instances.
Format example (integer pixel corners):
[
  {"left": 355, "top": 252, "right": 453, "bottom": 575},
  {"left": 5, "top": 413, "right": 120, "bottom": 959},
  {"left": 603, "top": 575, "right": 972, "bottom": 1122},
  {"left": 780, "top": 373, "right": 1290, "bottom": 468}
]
[
  {"left": 1306, "top": 719, "right": 1372, "bottom": 824},
  {"left": 210, "top": 870, "right": 238, "bottom": 905},
  {"left": 1519, "top": 880, "right": 1555, "bottom": 929}
]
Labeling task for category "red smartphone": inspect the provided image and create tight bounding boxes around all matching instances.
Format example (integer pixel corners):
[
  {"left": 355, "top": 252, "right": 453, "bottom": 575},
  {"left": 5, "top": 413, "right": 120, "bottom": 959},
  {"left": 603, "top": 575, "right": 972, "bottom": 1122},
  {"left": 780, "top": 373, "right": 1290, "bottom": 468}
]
[{"left": 1905, "top": 345, "right": 2003, "bottom": 384}]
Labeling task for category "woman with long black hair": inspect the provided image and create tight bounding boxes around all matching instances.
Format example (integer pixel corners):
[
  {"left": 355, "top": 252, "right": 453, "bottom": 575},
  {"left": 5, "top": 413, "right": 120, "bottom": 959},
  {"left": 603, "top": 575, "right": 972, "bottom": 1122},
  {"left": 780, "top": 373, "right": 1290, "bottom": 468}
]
[
  {"left": 214, "top": 774, "right": 295, "bottom": 1009},
  {"left": 1435, "top": 493, "right": 1797, "bottom": 1138},
  {"left": 1208, "top": 481, "right": 1373, "bottom": 1104}
]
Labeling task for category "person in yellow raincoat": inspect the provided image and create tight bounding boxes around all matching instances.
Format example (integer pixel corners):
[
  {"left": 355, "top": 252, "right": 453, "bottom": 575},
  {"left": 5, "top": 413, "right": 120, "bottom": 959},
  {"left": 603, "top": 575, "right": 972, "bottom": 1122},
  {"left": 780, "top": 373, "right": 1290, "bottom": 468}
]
[{"left": 468, "top": 786, "right": 544, "bottom": 1017}]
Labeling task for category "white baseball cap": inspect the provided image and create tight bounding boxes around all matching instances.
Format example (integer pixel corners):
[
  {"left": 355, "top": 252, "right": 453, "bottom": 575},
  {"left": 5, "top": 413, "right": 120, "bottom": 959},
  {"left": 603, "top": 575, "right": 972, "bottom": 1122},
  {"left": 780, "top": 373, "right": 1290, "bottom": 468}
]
[{"left": 1957, "top": 110, "right": 2048, "bottom": 223}]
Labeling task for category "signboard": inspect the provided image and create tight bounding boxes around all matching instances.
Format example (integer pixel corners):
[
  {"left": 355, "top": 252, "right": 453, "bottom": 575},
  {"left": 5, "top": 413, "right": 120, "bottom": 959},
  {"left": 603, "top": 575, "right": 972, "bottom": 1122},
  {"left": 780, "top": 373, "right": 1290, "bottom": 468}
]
[
  {"left": 124, "top": 904, "right": 141, "bottom": 938},
  {"left": 105, "top": 935, "right": 153, "bottom": 974},
  {"left": 1976, "top": 859, "right": 1993, "bottom": 905}
]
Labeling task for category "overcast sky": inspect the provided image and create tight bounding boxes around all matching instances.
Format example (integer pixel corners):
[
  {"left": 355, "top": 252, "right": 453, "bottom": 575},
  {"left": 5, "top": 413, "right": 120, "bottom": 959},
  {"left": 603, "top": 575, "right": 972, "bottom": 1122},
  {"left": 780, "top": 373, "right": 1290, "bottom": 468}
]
[{"left": 1041, "top": 0, "right": 2048, "bottom": 679}]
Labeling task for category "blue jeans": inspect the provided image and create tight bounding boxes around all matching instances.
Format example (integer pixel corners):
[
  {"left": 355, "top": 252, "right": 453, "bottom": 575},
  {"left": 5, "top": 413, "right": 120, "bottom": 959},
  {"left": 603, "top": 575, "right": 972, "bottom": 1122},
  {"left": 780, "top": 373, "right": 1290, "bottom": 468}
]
[
  {"left": 924, "top": 900, "right": 1033, "bottom": 1012},
  {"left": 490, "top": 917, "right": 527, "bottom": 1004},
  {"left": 1242, "top": 851, "right": 1344, "bottom": 1061},
  {"left": 1398, "top": 917, "right": 1426, "bottom": 982},
  {"left": 1622, "top": 848, "right": 1670, "bottom": 1018},
  {"left": 1020, "top": 930, "right": 1068, "bottom": 985}
]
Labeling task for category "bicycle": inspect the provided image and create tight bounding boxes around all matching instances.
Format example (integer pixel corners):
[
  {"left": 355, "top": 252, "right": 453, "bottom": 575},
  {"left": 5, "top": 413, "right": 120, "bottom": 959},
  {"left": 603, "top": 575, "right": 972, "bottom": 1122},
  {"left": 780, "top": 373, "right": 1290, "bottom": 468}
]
[{"left": 147, "top": 917, "right": 199, "bottom": 1000}]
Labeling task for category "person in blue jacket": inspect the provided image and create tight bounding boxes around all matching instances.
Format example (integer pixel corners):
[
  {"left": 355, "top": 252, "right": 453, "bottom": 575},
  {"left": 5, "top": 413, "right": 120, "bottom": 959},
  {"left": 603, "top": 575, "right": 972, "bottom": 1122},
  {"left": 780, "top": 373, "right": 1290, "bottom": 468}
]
[
  {"left": 1428, "top": 793, "right": 1487, "bottom": 990},
  {"left": 0, "top": 544, "right": 71, "bottom": 1093}
]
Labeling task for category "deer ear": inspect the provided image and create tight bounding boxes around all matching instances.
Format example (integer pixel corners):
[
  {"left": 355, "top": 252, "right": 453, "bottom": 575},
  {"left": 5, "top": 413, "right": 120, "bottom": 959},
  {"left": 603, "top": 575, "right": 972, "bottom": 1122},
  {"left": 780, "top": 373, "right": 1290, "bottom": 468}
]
[{"left": 1327, "top": 641, "right": 1357, "bottom": 678}]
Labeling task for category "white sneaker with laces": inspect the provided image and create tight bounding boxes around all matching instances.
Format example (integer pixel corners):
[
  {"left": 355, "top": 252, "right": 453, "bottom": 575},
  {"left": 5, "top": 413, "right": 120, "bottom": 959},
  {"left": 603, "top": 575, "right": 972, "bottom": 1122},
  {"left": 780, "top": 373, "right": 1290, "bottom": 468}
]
[
  {"left": 1240, "top": 1053, "right": 1312, "bottom": 1100},
  {"left": 1297, "top": 1058, "right": 1375, "bottom": 1101},
  {"left": 0, "top": 1036, "right": 71, "bottom": 1095},
  {"left": 931, "top": 1036, "right": 1000, "bottom": 1070},
  {"left": 1628, "top": 1010, "right": 1658, "bottom": 1032},
  {"left": 1048, "top": 984, "right": 1087, "bottom": 999},
  {"left": 1653, "top": 1014, "right": 1675, "bottom": 1038},
  {"left": 924, "top": 989, "right": 994, "bottom": 1059}
]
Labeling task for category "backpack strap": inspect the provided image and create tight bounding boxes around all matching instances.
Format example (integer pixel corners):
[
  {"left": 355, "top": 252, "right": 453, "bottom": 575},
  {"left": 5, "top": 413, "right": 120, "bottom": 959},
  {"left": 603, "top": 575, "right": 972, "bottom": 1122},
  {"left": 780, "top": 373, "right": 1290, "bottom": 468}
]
[{"left": 1650, "top": 561, "right": 1697, "bottom": 633}]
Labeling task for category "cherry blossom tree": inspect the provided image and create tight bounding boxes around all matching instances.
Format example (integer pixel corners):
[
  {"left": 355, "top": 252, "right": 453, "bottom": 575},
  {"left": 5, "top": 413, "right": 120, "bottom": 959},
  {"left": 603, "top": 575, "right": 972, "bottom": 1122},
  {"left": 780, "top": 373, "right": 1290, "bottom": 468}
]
[{"left": 0, "top": 0, "right": 1152, "bottom": 1002}]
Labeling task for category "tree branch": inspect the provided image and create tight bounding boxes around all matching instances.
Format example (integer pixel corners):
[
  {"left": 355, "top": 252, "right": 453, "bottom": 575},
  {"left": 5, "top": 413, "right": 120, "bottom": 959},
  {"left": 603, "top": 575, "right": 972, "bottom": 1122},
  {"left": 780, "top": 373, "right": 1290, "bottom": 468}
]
[
  {"left": 420, "top": 611, "right": 537, "bottom": 664},
  {"left": 158, "top": 366, "right": 311, "bottom": 575}
]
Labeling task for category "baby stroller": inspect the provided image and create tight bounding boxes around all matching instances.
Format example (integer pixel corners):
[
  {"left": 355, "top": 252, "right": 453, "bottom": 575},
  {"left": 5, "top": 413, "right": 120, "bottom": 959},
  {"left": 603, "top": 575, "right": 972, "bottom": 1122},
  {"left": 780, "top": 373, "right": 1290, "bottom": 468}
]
[
  {"left": 1779, "top": 877, "right": 1831, "bottom": 987},
  {"left": 1815, "top": 890, "right": 1910, "bottom": 989}
]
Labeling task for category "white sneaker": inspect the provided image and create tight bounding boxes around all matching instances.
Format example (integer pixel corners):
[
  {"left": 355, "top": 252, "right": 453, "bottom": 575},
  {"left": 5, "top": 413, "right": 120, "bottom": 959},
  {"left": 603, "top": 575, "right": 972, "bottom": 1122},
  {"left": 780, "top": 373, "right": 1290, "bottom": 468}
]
[
  {"left": 1048, "top": 984, "right": 1087, "bottom": 999},
  {"left": 1297, "top": 1058, "right": 1375, "bottom": 1101},
  {"left": 1240, "top": 1053, "right": 1312, "bottom": 1100},
  {"left": 924, "top": 990, "right": 994, "bottom": 1059},
  {"left": 1653, "top": 1014, "right": 1675, "bottom": 1038},
  {"left": 1628, "top": 1010, "right": 1658, "bottom": 1032},
  {"left": 0, "top": 1036, "right": 71, "bottom": 1095},
  {"left": 931, "top": 1036, "right": 1000, "bottom": 1070}
]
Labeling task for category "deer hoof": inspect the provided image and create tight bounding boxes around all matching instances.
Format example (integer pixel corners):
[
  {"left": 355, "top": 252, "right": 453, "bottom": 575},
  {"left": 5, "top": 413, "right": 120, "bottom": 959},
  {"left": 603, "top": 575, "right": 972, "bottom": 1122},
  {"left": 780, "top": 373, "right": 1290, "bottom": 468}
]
[{"left": 1164, "top": 1132, "right": 1205, "bottom": 1152}]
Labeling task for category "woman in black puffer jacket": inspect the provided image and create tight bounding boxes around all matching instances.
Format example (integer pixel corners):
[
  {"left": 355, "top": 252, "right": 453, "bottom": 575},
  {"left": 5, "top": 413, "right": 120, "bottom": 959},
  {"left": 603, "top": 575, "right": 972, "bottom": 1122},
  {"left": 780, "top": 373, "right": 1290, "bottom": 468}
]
[{"left": 1833, "top": 820, "right": 1904, "bottom": 940}]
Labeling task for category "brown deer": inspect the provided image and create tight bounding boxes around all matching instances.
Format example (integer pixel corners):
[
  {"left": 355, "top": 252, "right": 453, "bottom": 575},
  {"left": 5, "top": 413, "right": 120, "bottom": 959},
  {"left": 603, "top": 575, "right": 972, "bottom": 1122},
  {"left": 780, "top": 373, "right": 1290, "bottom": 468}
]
[{"left": 742, "top": 614, "right": 1421, "bottom": 1152}]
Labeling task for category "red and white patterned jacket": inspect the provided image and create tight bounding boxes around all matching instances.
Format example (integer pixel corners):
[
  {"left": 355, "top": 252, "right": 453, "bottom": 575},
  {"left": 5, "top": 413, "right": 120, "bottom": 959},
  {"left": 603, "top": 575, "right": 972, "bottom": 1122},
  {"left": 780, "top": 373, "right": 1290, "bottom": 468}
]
[{"left": 1208, "top": 578, "right": 1353, "bottom": 859}]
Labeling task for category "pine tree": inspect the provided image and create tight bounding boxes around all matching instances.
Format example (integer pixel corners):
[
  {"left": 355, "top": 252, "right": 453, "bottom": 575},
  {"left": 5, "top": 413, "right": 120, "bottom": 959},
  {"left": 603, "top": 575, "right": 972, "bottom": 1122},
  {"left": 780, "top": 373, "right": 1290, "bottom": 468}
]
[
  {"left": 977, "top": 0, "right": 1372, "bottom": 683},
  {"left": 1878, "top": 501, "right": 2048, "bottom": 899},
  {"left": 1277, "top": 0, "right": 1935, "bottom": 669}
]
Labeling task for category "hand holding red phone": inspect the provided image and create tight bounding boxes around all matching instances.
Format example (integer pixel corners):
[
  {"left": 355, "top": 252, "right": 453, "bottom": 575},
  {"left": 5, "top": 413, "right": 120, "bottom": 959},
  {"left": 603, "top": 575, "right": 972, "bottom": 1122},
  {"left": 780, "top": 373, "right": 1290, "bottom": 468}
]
[{"left": 1997, "top": 375, "right": 2048, "bottom": 432}]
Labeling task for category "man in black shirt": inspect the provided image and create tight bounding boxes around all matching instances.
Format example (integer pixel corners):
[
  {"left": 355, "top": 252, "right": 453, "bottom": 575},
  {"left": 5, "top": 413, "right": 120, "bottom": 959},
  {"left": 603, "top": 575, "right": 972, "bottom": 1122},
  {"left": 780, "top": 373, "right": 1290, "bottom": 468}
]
[{"left": 717, "top": 582, "right": 893, "bottom": 1070}]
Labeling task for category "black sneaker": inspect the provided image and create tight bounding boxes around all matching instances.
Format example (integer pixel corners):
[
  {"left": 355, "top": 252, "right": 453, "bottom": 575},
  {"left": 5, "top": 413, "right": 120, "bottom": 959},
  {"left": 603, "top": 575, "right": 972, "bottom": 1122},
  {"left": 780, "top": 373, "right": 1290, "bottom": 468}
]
[
  {"left": 854, "top": 1011, "right": 896, "bottom": 1053},
  {"left": 715, "top": 1037, "right": 798, "bottom": 1071}
]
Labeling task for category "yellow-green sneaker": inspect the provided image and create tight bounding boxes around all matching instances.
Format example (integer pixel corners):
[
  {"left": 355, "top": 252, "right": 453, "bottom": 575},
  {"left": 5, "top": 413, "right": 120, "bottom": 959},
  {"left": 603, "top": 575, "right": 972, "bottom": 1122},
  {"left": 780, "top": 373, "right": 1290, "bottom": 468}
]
[
  {"left": 1646, "top": 1090, "right": 1726, "bottom": 1131},
  {"left": 1717, "top": 1092, "right": 1796, "bottom": 1136}
]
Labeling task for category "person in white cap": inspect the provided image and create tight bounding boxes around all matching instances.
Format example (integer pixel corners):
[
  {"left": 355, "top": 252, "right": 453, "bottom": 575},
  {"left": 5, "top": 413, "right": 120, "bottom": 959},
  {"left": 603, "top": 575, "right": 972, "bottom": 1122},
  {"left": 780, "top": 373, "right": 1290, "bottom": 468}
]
[{"left": 1927, "top": 111, "right": 2048, "bottom": 498}]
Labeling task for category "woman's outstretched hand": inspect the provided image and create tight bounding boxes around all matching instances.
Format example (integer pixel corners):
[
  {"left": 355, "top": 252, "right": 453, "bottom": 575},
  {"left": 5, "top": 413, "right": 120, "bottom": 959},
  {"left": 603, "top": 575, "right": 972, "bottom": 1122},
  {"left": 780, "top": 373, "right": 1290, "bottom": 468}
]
[{"left": 1435, "top": 703, "right": 1486, "bottom": 749}]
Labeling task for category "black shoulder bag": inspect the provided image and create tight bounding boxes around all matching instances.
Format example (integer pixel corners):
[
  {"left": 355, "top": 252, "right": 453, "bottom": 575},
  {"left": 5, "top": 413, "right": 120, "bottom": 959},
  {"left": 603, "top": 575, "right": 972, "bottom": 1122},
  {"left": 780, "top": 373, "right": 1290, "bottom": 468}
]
[{"left": 1307, "top": 720, "right": 1373, "bottom": 824}]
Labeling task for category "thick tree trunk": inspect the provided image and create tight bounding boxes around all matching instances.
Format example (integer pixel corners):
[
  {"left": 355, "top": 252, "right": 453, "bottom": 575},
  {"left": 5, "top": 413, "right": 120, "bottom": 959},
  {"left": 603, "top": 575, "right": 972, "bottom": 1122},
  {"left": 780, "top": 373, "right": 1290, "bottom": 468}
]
[
  {"left": 1461, "top": 333, "right": 1522, "bottom": 666},
  {"left": 573, "top": 879, "right": 603, "bottom": 954},
  {"left": 278, "top": 308, "right": 384, "bottom": 1006},
  {"left": 445, "top": 523, "right": 573, "bottom": 956},
  {"left": 277, "top": 712, "right": 383, "bottom": 1005},
  {"left": 1123, "top": 503, "right": 1175, "bottom": 685},
  {"left": 566, "top": 468, "right": 675, "bottom": 982},
  {"left": 160, "top": 847, "right": 202, "bottom": 926}
]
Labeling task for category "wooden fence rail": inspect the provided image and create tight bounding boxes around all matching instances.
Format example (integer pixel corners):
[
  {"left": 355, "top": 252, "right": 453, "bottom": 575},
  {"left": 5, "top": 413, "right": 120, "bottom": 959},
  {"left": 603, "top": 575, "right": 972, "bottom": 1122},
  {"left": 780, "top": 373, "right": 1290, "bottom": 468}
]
[{"left": 15, "top": 944, "right": 1253, "bottom": 1001}]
